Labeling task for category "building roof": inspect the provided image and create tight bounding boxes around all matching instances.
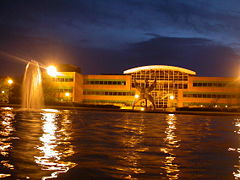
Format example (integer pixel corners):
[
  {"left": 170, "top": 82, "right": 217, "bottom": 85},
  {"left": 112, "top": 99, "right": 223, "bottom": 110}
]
[{"left": 123, "top": 65, "right": 196, "bottom": 75}]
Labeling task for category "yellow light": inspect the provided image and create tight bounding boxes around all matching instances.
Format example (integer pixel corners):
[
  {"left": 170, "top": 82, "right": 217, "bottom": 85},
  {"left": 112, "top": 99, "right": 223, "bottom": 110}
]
[
  {"left": 47, "top": 66, "right": 58, "bottom": 77},
  {"left": 123, "top": 65, "right": 196, "bottom": 75},
  {"left": 169, "top": 95, "right": 174, "bottom": 100},
  {"left": 7, "top": 79, "right": 13, "bottom": 85},
  {"left": 1, "top": 91, "right": 5, "bottom": 94},
  {"left": 135, "top": 94, "right": 140, "bottom": 99},
  {"left": 65, "top": 92, "right": 70, "bottom": 97},
  {"left": 141, "top": 107, "right": 145, "bottom": 111}
]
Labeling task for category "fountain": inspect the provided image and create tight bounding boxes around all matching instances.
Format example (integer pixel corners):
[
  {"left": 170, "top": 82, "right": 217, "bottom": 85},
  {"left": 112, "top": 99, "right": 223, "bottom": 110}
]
[{"left": 22, "top": 61, "right": 44, "bottom": 110}]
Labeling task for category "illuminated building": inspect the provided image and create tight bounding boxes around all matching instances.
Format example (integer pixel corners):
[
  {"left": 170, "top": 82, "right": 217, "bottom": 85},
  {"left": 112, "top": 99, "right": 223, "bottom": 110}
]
[{"left": 43, "top": 64, "right": 240, "bottom": 110}]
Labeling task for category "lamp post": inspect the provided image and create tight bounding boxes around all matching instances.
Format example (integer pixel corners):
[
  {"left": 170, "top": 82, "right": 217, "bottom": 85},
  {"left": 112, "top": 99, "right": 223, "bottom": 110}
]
[
  {"left": 167, "top": 94, "right": 176, "bottom": 112},
  {"left": 44, "top": 65, "right": 58, "bottom": 103},
  {"left": 0, "top": 78, "right": 14, "bottom": 104},
  {"left": 7, "top": 79, "right": 13, "bottom": 85},
  {"left": 46, "top": 65, "right": 58, "bottom": 77},
  {"left": 6, "top": 78, "right": 13, "bottom": 104},
  {"left": 65, "top": 92, "right": 71, "bottom": 102}
]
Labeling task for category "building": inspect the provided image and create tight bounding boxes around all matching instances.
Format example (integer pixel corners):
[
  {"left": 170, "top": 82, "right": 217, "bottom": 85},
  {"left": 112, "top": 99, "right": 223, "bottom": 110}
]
[{"left": 43, "top": 64, "right": 240, "bottom": 110}]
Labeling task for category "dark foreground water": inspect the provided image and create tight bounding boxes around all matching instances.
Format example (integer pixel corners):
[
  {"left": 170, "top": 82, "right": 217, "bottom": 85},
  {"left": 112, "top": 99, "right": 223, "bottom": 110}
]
[{"left": 1, "top": 108, "right": 240, "bottom": 179}]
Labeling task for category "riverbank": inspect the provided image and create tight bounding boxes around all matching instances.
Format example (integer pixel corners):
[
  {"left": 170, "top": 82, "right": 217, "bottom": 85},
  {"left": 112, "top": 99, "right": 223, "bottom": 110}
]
[{"left": 1, "top": 103, "right": 240, "bottom": 116}]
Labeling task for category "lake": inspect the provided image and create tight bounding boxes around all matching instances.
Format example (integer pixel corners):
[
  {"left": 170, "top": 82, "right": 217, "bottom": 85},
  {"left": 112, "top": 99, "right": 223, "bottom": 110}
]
[{"left": 0, "top": 107, "right": 240, "bottom": 179}]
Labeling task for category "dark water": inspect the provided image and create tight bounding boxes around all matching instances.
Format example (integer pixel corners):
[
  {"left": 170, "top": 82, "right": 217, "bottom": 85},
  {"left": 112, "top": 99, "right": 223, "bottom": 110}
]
[{"left": 1, "top": 107, "right": 240, "bottom": 180}]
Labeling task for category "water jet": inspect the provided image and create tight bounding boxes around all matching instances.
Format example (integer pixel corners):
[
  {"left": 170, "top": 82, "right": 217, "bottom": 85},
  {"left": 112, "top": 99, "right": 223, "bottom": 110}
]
[{"left": 22, "top": 61, "right": 44, "bottom": 110}]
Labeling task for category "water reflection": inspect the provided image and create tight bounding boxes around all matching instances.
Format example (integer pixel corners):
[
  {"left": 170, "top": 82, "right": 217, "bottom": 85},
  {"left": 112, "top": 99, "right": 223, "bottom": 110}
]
[
  {"left": 231, "top": 117, "right": 240, "bottom": 179},
  {"left": 119, "top": 115, "right": 146, "bottom": 179},
  {"left": 0, "top": 107, "right": 15, "bottom": 179},
  {"left": 35, "top": 109, "right": 77, "bottom": 179},
  {"left": 160, "top": 114, "right": 180, "bottom": 180}
]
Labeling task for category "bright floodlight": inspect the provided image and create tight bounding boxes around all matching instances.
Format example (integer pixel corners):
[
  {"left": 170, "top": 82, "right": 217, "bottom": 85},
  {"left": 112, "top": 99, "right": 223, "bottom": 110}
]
[
  {"left": 47, "top": 65, "right": 57, "bottom": 77},
  {"left": 169, "top": 95, "right": 175, "bottom": 100},
  {"left": 65, "top": 92, "right": 70, "bottom": 97},
  {"left": 7, "top": 79, "right": 13, "bottom": 85},
  {"left": 135, "top": 94, "right": 140, "bottom": 99}
]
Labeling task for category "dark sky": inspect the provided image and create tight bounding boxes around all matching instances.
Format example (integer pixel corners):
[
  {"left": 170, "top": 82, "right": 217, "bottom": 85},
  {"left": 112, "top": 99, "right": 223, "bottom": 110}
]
[{"left": 0, "top": 0, "right": 240, "bottom": 77}]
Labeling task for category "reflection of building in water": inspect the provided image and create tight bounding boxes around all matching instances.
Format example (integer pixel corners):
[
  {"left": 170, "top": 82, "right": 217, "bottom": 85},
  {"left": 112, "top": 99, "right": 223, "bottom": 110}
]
[
  {"left": 229, "top": 118, "right": 240, "bottom": 179},
  {"left": 0, "top": 107, "right": 15, "bottom": 178},
  {"left": 35, "top": 109, "right": 76, "bottom": 179},
  {"left": 118, "top": 116, "right": 146, "bottom": 179},
  {"left": 160, "top": 114, "right": 180, "bottom": 180}
]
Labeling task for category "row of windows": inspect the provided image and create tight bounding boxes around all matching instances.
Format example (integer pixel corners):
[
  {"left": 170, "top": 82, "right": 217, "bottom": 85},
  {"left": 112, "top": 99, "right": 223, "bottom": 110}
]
[
  {"left": 83, "top": 100, "right": 132, "bottom": 106},
  {"left": 83, "top": 90, "right": 135, "bottom": 96},
  {"left": 193, "top": 82, "right": 227, "bottom": 87},
  {"left": 84, "top": 80, "right": 126, "bottom": 85},
  {"left": 193, "top": 82, "right": 240, "bottom": 87},
  {"left": 55, "top": 89, "right": 73, "bottom": 93},
  {"left": 183, "top": 93, "right": 240, "bottom": 99},
  {"left": 133, "top": 70, "right": 188, "bottom": 75},
  {"left": 133, "top": 76, "right": 188, "bottom": 81},
  {"left": 132, "top": 83, "right": 187, "bottom": 89},
  {"left": 52, "top": 78, "right": 73, "bottom": 82}
]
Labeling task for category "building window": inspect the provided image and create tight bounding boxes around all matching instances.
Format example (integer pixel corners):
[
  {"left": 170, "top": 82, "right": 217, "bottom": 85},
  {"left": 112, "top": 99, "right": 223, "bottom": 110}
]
[
  {"left": 183, "top": 92, "right": 240, "bottom": 99},
  {"left": 52, "top": 78, "right": 73, "bottom": 82},
  {"left": 192, "top": 81, "right": 231, "bottom": 87},
  {"left": 83, "top": 90, "right": 135, "bottom": 96},
  {"left": 84, "top": 80, "right": 126, "bottom": 85}
]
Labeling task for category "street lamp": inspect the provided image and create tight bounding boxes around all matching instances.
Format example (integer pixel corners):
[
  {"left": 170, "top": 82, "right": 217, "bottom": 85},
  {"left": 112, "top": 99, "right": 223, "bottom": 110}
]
[
  {"left": 47, "top": 65, "right": 58, "bottom": 77},
  {"left": 7, "top": 79, "right": 13, "bottom": 85},
  {"left": 169, "top": 95, "right": 175, "bottom": 100},
  {"left": 135, "top": 94, "right": 140, "bottom": 99},
  {"left": 65, "top": 92, "right": 70, "bottom": 97}
]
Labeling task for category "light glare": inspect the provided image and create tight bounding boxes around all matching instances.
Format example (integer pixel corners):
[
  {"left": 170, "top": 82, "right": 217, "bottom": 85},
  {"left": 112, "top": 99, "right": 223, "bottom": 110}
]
[
  {"left": 169, "top": 95, "right": 175, "bottom": 100},
  {"left": 7, "top": 79, "right": 13, "bottom": 85},
  {"left": 47, "top": 66, "right": 58, "bottom": 77},
  {"left": 135, "top": 94, "right": 140, "bottom": 99}
]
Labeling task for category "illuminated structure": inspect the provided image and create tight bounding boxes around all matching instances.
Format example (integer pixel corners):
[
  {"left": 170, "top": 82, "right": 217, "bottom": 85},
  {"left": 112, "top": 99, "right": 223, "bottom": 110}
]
[
  {"left": 43, "top": 64, "right": 240, "bottom": 110},
  {"left": 124, "top": 65, "right": 196, "bottom": 109}
]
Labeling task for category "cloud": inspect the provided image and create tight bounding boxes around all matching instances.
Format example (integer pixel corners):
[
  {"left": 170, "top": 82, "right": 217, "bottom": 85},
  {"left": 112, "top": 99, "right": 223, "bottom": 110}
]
[
  {"left": 0, "top": 0, "right": 240, "bottom": 77},
  {"left": 125, "top": 36, "right": 240, "bottom": 76},
  {"left": 0, "top": 33, "right": 238, "bottom": 77},
  {"left": 1, "top": 0, "right": 240, "bottom": 49}
]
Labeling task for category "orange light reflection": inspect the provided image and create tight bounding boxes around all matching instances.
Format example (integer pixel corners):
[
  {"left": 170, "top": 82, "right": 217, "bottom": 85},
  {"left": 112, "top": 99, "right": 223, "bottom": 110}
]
[
  {"left": 35, "top": 110, "right": 76, "bottom": 179},
  {"left": 160, "top": 114, "right": 180, "bottom": 180},
  {"left": 0, "top": 108, "right": 15, "bottom": 178}
]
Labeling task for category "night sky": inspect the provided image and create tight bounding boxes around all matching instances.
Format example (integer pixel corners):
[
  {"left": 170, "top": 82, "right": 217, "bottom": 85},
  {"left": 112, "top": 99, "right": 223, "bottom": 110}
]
[{"left": 0, "top": 0, "right": 240, "bottom": 77}]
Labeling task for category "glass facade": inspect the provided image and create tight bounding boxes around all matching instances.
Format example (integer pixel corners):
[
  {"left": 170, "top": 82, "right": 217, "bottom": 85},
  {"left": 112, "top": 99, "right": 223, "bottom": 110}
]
[{"left": 127, "top": 67, "right": 193, "bottom": 108}]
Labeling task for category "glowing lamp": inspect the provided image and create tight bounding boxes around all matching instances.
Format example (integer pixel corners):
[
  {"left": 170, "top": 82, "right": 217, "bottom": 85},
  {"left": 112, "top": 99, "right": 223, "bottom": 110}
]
[
  {"left": 135, "top": 94, "right": 140, "bottom": 99},
  {"left": 65, "top": 92, "right": 70, "bottom": 97},
  {"left": 169, "top": 95, "right": 175, "bottom": 100},
  {"left": 1, "top": 91, "right": 5, "bottom": 94},
  {"left": 47, "top": 66, "right": 58, "bottom": 77},
  {"left": 7, "top": 79, "right": 13, "bottom": 85},
  {"left": 141, "top": 107, "right": 145, "bottom": 111}
]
